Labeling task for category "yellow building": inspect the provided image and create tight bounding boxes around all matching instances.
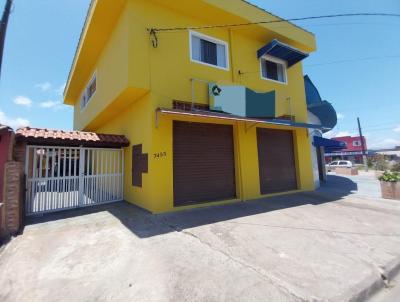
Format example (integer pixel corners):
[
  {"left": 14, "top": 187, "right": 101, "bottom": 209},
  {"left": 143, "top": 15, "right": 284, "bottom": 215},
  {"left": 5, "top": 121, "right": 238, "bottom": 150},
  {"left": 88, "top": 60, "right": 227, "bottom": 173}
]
[{"left": 64, "top": 0, "right": 322, "bottom": 213}]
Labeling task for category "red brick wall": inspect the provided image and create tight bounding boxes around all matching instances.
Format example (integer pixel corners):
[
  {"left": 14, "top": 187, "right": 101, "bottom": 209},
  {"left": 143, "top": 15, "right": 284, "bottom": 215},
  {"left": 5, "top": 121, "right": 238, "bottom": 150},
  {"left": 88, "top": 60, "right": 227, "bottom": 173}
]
[
  {"left": 1, "top": 134, "right": 25, "bottom": 239},
  {"left": 0, "top": 202, "right": 5, "bottom": 239},
  {"left": 0, "top": 131, "right": 14, "bottom": 204},
  {"left": 3, "top": 161, "right": 24, "bottom": 235}
]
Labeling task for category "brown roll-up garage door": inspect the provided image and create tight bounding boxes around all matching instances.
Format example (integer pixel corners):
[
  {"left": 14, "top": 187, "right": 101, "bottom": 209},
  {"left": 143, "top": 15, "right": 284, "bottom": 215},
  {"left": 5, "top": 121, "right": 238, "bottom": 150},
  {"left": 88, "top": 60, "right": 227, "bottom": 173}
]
[
  {"left": 257, "top": 128, "right": 297, "bottom": 194},
  {"left": 173, "top": 121, "right": 236, "bottom": 207}
]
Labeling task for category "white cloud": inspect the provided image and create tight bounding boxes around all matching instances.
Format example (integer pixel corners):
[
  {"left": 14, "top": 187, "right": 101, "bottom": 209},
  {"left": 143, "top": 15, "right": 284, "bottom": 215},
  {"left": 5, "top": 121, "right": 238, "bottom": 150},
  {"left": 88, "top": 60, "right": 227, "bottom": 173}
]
[
  {"left": 0, "top": 110, "right": 30, "bottom": 129},
  {"left": 35, "top": 82, "right": 52, "bottom": 92},
  {"left": 55, "top": 83, "right": 66, "bottom": 96},
  {"left": 393, "top": 126, "right": 400, "bottom": 133},
  {"left": 337, "top": 113, "right": 345, "bottom": 120},
  {"left": 323, "top": 131, "right": 336, "bottom": 139},
  {"left": 335, "top": 131, "right": 354, "bottom": 137},
  {"left": 368, "top": 138, "right": 400, "bottom": 150},
  {"left": 39, "top": 100, "right": 64, "bottom": 111},
  {"left": 324, "top": 130, "right": 355, "bottom": 139},
  {"left": 13, "top": 96, "right": 33, "bottom": 107},
  {"left": 39, "top": 100, "right": 58, "bottom": 108}
]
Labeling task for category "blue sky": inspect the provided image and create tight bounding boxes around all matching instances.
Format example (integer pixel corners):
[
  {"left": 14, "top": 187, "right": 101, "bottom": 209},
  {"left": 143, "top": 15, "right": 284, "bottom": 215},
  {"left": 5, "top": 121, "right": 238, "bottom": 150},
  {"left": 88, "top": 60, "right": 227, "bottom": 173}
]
[{"left": 0, "top": 0, "right": 399, "bottom": 149}]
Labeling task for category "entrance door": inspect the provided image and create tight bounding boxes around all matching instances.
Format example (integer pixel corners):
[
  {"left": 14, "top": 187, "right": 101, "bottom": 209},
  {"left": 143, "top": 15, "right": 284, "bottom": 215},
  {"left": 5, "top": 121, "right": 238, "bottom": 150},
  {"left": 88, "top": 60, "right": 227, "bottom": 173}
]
[
  {"left": 173, "top": 121, "right": 236, "bottom": 206},
  {"left": 25, "top": 146, "right": 124, "bottom": 215},
  {"left": 257, "top": 128, "right": 297, "bottom": 194}
]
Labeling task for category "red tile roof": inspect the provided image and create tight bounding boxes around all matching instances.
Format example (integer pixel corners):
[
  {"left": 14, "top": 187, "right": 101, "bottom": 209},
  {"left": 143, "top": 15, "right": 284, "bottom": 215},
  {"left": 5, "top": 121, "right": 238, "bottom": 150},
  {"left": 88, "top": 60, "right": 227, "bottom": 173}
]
[{"left": 16, "top": 127, "right": 129, "bottom": 148}]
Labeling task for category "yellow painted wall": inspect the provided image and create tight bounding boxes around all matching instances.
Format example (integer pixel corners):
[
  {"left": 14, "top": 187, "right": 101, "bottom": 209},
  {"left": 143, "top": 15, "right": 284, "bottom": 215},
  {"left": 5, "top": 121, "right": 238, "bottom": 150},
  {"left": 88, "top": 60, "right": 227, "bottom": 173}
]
[
  {"left": 71, "top": 0, "right": 315, "bottom": 131},
  {"left": 70, "top": 0, "right": 317, "bottom": 213},
  {"left": 148, "top": 112, "right": 314, "bottom": 213},
  {"left": 97, "top": 94, "right": 154, "bottom": 211},
  {"left": 73, "top": 2, "right": 149, "bottom": 131}
]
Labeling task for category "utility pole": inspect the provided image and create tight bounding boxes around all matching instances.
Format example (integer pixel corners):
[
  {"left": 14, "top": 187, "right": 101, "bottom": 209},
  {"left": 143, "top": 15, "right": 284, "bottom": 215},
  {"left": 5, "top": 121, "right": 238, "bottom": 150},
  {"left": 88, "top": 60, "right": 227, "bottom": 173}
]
[
  {"left": 0, "top": 0, "right": 13, "bottom": 80},
  {"left": 357, "top": 117, "right": 368, "bottom": 172}
]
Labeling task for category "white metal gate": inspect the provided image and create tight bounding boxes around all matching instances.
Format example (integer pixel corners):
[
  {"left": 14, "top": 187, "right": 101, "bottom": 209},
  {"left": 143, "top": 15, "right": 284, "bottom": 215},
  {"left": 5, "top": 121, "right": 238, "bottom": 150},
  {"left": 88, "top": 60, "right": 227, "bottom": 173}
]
[{"left": 25, "top": 146, "right": 124, "bottom": 215}]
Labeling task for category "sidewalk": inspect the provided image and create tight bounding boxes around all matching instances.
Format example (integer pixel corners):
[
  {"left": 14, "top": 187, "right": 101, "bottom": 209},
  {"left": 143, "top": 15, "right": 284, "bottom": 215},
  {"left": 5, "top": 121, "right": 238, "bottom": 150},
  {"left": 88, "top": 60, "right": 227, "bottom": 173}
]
[{"left": 0, "top": 174, "right": 399, "bottom": 301}]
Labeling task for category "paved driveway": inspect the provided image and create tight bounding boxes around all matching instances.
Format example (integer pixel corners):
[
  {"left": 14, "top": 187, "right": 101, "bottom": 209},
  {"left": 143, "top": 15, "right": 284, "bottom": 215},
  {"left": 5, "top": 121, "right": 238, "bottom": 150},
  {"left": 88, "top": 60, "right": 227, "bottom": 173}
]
[
  {"left": 324, "top": 171, "right": 382, "bottom": 199},
  {"left": 1, "top": 174, "right": 400, "bottom": 302}
]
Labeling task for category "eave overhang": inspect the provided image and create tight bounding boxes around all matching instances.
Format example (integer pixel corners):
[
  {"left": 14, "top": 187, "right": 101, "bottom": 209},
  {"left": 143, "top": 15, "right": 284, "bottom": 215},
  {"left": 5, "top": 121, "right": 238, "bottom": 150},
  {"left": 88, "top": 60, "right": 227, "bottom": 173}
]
[
  {"left": 16, "top": 127, "right": 130, "bottom": 148},
  {"left": 63, "top": 0, "right": 126, "bottom": 105},
  {"left": 157, "top": 108, "right": 327, "bottom": 130}
]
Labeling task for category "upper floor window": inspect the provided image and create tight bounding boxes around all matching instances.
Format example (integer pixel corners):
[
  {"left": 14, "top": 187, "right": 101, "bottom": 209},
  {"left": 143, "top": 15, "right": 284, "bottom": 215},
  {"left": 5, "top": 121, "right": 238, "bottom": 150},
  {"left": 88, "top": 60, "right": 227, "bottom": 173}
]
[
  {"left": 80, "top": 73, "right": 97, "bottom": 110},
  {"left": 260, "top": 55, "right": 287, "bottom": 84},
  {"left": 190, "top": 31, "right": 229, "bottom": 70},
  {"left": 353, "top": 140, "right": 362, "bottom": 147}
]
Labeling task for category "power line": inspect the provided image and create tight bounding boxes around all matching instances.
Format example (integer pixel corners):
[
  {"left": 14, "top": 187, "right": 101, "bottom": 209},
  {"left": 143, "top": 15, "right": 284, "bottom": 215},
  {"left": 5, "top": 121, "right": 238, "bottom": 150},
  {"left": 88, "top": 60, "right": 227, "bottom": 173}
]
[
  {"left": 360, "top": 121, "right": 400, "bottom": 129},
  {"left": 236, "top": 54, "right": 400, "bottom": 75},
  {"left": 150, "top": 13, "right": 400, "bottom": 32},
  {"left": 306, "top": 55, "right": 400, "bottom": 67},
  {"left": 363, "top": 127, "right": 398, "bottom": 133},
  {"left": 345, "top": 126, "right": 399, "bottom": 133}
]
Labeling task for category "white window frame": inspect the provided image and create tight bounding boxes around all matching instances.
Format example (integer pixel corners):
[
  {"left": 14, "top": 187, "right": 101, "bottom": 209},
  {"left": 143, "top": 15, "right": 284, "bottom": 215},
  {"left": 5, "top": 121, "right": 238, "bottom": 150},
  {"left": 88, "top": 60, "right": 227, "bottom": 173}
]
[
  {"left": 260, "top": 55, "right": 288, "bottom": 85},
  {"left": 353, "top": 140, "right": 362, "bottom": 147},
  {"left": 80, "top": 72, "right": 97, "bottom": 112},
  {"left": 189, "top": 30, "right": 230, "bottom": 71}
]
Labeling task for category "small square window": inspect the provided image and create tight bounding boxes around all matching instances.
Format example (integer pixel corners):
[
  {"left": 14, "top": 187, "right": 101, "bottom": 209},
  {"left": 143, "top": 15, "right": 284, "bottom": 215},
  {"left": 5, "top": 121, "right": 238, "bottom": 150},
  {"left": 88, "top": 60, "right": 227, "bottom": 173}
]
[
  {"left": 353, "top": 141, "right": 362, "bottom": 147},
  {"left": 260, "top": 56, "right": 287, "bottom": 84},
  {"left": 190, "top": 31, "right": 229, "bottom": 70}
]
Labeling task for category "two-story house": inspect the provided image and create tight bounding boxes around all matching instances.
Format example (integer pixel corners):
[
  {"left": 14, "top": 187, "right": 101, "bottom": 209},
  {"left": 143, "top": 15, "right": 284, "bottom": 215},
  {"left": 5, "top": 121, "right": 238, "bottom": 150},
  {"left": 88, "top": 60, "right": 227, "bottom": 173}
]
[{"left": 63, "top": 0, "right": 325, "bottom": 213}]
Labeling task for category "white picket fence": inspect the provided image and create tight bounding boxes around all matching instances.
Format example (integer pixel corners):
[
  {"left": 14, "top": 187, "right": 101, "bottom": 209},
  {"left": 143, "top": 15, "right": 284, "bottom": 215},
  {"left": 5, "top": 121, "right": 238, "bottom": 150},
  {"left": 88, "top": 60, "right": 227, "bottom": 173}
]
[{"left": 25, "top": 146, "right": 124, "bottom": 215}]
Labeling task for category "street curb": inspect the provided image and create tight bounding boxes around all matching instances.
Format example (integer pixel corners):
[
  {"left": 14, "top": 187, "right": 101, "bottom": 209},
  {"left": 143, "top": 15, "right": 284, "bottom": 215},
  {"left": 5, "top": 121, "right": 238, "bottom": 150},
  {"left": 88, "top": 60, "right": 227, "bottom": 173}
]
[
  {"left": 382, "top": 256, "right": 400, "bottom": 284},
  {"left": 332, "top": 256, "right": 400, "bottom": 302},
  {"left": 333, "top": 271, "right": 385, "bottom": 302}
]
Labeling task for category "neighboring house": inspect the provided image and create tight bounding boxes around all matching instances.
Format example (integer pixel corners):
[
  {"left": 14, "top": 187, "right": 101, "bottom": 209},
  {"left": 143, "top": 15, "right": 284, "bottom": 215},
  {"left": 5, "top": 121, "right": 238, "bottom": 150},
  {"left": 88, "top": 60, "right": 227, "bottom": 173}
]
[
  {"left": 325, "top": 136, "right": 368, "bottom": 164},
  {"left": 371, "top": 146, "right": 400, "bottom": 161},
  {"left": 304, "top": 75, "right": 343, "bottom": 188},
  {"left": 62, "top": 0, "right": 325, "bottom": 213}
]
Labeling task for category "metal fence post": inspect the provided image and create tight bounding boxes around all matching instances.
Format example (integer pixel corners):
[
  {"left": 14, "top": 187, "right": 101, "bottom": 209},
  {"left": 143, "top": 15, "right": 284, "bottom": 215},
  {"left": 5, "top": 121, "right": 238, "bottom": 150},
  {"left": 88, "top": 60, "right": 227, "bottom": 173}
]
[{"left": 78, "top": 147, "right": 85, "bottom": 206}]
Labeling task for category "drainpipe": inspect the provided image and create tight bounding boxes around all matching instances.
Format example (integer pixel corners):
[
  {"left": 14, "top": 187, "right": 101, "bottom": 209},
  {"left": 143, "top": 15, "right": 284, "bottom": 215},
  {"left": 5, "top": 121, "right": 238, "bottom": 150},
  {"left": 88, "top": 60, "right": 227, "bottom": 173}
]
[
  {"left": 236, "top": 122, "right": 245, "bottom": 202},
  {"left": 228, "top": 29, "right": 235, "bottom": 83},
  {"left": 287, "top": 97, "right": 293, "bottom": 121},
  {"left": 190, "top": 78, "right": 210, "bottom": 110}
]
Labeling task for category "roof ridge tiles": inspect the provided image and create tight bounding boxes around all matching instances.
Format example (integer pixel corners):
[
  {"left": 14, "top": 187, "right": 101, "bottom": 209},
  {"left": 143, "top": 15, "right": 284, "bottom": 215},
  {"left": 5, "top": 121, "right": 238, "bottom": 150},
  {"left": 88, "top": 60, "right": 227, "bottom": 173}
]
[{"left": 15, "top": 127, "right": 129, "bottom": 148}]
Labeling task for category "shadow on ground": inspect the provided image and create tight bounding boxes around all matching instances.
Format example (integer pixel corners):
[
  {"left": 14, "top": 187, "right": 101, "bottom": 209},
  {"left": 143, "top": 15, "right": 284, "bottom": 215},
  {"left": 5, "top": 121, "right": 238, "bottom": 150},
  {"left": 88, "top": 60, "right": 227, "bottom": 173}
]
[
  {"left": 25, "top": 175, "right": 357, "bottom": 238},
  {"left": 318, "top": 175, "right": 358, "bottom": 198}
]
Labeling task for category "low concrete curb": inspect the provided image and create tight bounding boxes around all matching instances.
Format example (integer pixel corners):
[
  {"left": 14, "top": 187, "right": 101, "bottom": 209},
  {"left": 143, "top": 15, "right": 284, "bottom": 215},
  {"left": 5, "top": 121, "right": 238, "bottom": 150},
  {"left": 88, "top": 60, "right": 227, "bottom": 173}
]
[{"left": 382, "top": 256, "right": 400, "bottom": 284}]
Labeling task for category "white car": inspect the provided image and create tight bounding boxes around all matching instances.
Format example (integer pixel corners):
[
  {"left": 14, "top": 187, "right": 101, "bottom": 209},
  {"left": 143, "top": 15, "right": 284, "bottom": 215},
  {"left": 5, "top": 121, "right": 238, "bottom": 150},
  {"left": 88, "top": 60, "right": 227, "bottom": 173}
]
[{"left": 326, "top": 160, "right": 353, "bottom": 172}]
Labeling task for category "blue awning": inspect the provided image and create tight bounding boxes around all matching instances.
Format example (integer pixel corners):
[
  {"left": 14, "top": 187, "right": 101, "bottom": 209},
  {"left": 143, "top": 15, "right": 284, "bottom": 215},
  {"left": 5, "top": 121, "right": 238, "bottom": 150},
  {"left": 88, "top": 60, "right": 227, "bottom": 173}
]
[
  {"left": 257, "top": 39, "right": 309, "bottom": 67},
  {"left": 313, "top": 136, "right": 346, "bottom": 152},
  {"left": 304, "top": 75, "right": 338, "bottom": 132}
]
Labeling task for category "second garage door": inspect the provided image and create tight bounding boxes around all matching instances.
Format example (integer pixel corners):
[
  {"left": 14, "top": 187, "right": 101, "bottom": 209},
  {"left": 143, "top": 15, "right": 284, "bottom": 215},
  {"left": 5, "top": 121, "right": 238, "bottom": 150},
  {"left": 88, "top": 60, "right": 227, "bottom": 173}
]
[
  {"left": 173, "top": 121, "right": 236, "bottom": 207},
  {"left": 257, "top": 128, "right": 298, "bottom": 194}
]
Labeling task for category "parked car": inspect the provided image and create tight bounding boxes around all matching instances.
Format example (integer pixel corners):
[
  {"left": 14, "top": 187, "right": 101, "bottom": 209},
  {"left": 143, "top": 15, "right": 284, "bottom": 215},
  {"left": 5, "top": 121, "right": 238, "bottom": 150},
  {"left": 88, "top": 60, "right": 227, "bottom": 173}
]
[{"left": 326, "top": 160, "right": 353, "bottom": 172}]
